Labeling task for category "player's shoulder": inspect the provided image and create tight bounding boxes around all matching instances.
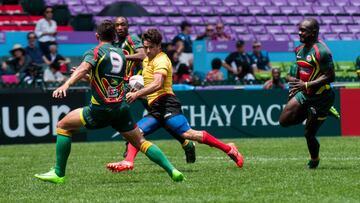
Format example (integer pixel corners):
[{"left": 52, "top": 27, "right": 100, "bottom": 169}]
[
  {"left": 153, "top": 52, "right": 171, "bottom": 66},
  {"left": 294, "top": 44, "right": 305, "bottom": 53},
  {"left": 128, "top": 34, "right": 141, "bottom": 41},
  {"left": 314, "top": 40, "right": 332, "bottom": 54}
]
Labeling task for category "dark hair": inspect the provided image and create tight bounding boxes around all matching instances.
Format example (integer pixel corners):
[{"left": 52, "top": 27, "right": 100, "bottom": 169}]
[
  {"left": 115, "top": 16, "right": 129, "bottom": 26},
  {"left": 96, "top": 20, "right": 116, "bottom": 42},
  {"left": 211, "top": 58, "right": 222, "bottom": 70},
  {"left": 50, "top": 62, "right": 60, "bottom": 70},
  {"left": 27, "top": 32, "right": 36, "bottom": 39},
  {"left": 236, "top": 40, "right": 245, "bottom": 47},
  {"left": 180, "top": 21, "right": 191, "bottom": 31},
  {"left": 177, "top": 64, "right": 190, "bottom": 75},
  {"left": 142, "top": 29, "right": 162, "bottom": 45},
  {"left": 43, "top": 6, "right": 53, "bottom": 16}
]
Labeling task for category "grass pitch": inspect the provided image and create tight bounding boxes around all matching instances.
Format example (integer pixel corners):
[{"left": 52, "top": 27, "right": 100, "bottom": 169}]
[{"left": 1, "top": 137, "right": 360, "bottom": 202}]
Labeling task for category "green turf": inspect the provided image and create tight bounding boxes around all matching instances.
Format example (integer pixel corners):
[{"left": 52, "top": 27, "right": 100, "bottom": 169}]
[{"left": 1, "top": 137, "right": 360, "bottom": 202}]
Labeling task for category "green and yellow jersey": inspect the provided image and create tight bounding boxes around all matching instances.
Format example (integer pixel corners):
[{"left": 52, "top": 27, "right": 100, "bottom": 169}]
[
  {"left": 82, "top": 42, "right": 126, "bottom": 105},
  {"left": 295, "top": 40, "right": 334, "bottom": 95},
  {"left": 113, "top": 34, "right": 143, "bottom": 80}
]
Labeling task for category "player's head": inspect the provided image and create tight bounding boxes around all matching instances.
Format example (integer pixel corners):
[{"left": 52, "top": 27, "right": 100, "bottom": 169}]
[
  {"left": 272, "top": 68, "right": 281, "bottom": 81},
  {"left": 43, "top": 6, "right": 53, "bottom": 20},
  {"left": 142, "top": 29, "right": 162, "bottom": 60},
  {"left": 95, "top": 20, "right": 116, "bottom": 42},
  {"left": 211, "top": 58, "right": 222, "bottom": 70},
  {"left": 180, "top": 21, "right": 192, "bottom": 34},
  {"left": 114, "top": 16, "right": 129, "bottom": 38},
  {"left": 298, "top": 18, "right": 319, "bottom": 44},
  {"left": 236, "top": 40, "right": 245, "bottom": 53}
]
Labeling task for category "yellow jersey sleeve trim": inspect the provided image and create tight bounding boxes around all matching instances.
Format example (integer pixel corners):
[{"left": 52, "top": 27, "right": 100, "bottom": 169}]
[
  {"left": 79, "top": 108, "right": 87, "bottom": 126},
  {"left": 91, "top": 96, "right": 100, "bottom": 105}
]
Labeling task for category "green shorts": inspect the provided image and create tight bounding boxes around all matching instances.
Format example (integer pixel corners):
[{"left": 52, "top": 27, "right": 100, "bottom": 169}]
[
  {"left": 294, "top": 90, "right": 335, "bottom": 119},
  {"left": 80, "top": 102, "right": 135, "bottom": 133}
]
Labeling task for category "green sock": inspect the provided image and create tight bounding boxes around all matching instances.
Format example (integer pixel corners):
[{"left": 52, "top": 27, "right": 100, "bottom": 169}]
[
  {"left": 55, "top": 135, "right": 72, "bottom": 177},
  {"left": 182, "top": 140, "right": 194, "bottom": 151},
  {"left": 143, "top": 144, "right": 175, "bottom": 176}
]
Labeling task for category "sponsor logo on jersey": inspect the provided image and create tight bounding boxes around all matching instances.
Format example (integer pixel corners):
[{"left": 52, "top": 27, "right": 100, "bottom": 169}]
[{"left": 306, "top": 55, "right": 312, "bottom": 62}]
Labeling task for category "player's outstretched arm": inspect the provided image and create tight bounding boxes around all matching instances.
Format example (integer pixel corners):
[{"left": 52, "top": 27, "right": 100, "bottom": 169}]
[
  {"left": 125, "top": 48, "right": 146, "bottom": 62},
  {"left": 126, "top": 73, "right": 164, "bottom": 103},
  {"left": 53, "top": 62, "right": 92, "bottom": 98}
]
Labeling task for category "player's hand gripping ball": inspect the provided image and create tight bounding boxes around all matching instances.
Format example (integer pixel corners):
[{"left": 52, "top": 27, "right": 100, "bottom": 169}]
[{"left": 129, "top": 75, "right": 144, "bottom": 91}]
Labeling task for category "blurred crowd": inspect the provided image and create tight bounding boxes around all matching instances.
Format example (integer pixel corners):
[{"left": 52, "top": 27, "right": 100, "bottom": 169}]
[
  {"left": 0, "top": 6, "right": 70, "bottom": 86},
  {"left": 1, "top": 15, "right": 359, "bottom": 88}
]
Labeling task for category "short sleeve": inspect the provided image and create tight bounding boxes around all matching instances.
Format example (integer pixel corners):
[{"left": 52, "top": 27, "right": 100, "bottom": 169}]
[
  {"left": 82, "top": 49, "right": 96, "bottom": 68},
  {"left": 130, "top": 34, "right": 143, "bottom": 50},
  {"left": 319, "top": 48, "right": 334, "bottom": 72},
  {"left": 153, "top": 56, "right": 170, "bottom": 76}
]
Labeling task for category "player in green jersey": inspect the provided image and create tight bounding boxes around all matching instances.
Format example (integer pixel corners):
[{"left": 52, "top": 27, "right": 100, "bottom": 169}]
[
  {"left": 34, "top": 20, "right": 184, "bottom": 183},
  {"left": 280, "top": 18, "right": 336, "bottom": 169}
]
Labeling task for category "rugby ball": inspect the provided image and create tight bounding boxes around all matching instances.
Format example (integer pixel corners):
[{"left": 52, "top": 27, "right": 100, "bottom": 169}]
[{"left": 129, "top": 75, "right": 144, "bottom": 90}]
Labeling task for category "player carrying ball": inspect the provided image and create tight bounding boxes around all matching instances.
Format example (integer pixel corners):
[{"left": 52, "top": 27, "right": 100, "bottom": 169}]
[
  {"left": 34, "top": 20, "right": 184, "bottom": 183},
  {"left": 107, "top": 29, "right": 244, "bottom": 172},
  {"left": 280, "top": 18, "right": 336, "bottom": 169}
]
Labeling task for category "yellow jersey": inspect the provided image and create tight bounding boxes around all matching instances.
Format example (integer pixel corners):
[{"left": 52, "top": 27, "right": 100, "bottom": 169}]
[{"left": 142, "top": 52, "right": 174, "bottom": 105}]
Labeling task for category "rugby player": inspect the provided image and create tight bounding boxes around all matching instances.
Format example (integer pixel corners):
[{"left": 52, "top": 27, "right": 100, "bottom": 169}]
[
  {"left": 280, "top": 18, "right": 336, "bottom": 169},
  {"left": 34, "top": 21, "right": 184, "bottom": 183},
  {"left": 107, "top": 29, "right": 244, "bottom": 172},
  {"left": 112, "top": 16, "right": 196, "bottom": 165}
]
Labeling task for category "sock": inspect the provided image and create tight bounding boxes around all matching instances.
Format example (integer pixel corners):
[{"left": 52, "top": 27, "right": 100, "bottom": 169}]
[
  {"left": 201, "top": 131, "right": 231, "bottom": 153},
  {"left": 124, "top": 143, "right": 139, "bottom": 163},
  {"left": 140, "top": 141, "right": 175, "bottom": 176},
  {"left": 306, "top": 136, "right": 320, "bottom": 159},
  {"left": 55, "top": 134, "right": 72, "bottom": 177},
  {"left": 182, "top": 140, "right": 194, "bottom": 151}
]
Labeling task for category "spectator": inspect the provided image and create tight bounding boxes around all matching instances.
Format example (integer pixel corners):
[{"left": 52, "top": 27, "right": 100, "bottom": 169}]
[
  {"left": 206, "top": 58, "right": 224, "bottom": 81},
  {"left": 222, "top": 40, "right": 255, "bottom": 83},
  {"left": 172, "top": 21, "right": 193, "bottom": 68},
  {"left": 43, "top": 62, "right": 66, "bottom": 83},
  {"left": 23, "top": 64, "right": 42, "bottom": 85},
  {"left": 249, "top": 41, "right": 271, "bottom": 72},
  {"left": 25, "top": 32, "right": 44, "bottom": 66},
  {"left": 356, "top": 55, "right": 360, "bottom": 79},
  {"left": 167, "top": 49, "right": 182, "bottom": 74},
  {"left": 196, "top": 24, "right": 216, "bottom": 40},
  {"left": 35, "top": 6, "right": 57, "bottom": 55},
  {"left": 263, "top": 68, "right": 285, "bottom": 89},
  {"left": 214, "top": 22, "right": 231, "bottom": 41},
  {"left": 173, "top": 64, "right": 192, "bottom": 84},
  {"left": 1, "top": 44, "right": 32, "bottom": 78},
  {"left": 42, "top": 44, "right": 70, "bottom": 73}
]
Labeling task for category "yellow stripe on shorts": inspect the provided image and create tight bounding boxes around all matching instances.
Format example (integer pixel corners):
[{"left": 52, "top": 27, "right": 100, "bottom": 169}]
[
  {"left": 140, "top": 141, "right": 153, "bottom": 153},
  {"left": 181, "top": 140, "right": 189, "bottom": 147},
  {"left": 317, "top": 117, "right": 327, "bottom": 121}
]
